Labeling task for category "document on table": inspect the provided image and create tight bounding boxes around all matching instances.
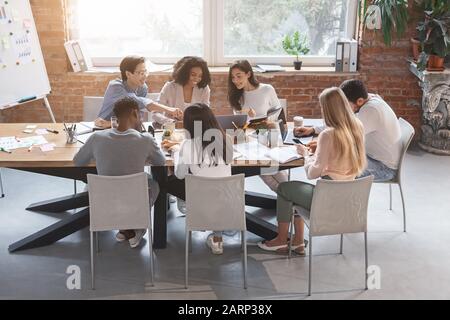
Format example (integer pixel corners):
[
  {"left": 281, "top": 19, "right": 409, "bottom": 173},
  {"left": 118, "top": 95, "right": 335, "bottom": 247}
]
[
  {"left": 76, "top": 131, "right": 95, "bottom": 144},
  {"left": 264, "top": 146, "right": 301, "bottom": 164},
  {"left": 0, "top": 136, "right": 48, "bottom": 150},
  {"left": 234, "top": 140, "right": 271, "bottom": 161}
]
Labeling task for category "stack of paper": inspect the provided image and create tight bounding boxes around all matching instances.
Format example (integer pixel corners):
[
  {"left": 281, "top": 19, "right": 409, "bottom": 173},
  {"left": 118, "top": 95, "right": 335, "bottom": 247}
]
[{"left": 234, "top": 140, "right": 271, "bottom": 161}]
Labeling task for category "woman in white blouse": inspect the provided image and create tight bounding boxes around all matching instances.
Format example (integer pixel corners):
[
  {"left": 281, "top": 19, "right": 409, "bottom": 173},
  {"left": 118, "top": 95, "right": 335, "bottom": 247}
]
[
  {"left": 168, "top": 103, "right": 234, "bottom": 255},
  {"left": 159, "top": 56, "right": 211, "bottom": 111},
  {"left": 227, "top": 59, "right": 287, "bottom": 192}
]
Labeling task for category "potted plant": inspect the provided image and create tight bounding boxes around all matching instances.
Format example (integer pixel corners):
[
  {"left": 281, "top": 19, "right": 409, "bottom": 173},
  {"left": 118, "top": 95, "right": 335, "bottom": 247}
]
[
  {"left": 416, "top": 15, "right": 450, "bottom": 71},
  {"left": 415, "top": 0, "right": 450, "bottom": 71},
  {"left": 361, "top": 0, "right": 409, "bottom": 47},
  {"left": 282, "top": 31, "right": 310, "bottom": 70}
]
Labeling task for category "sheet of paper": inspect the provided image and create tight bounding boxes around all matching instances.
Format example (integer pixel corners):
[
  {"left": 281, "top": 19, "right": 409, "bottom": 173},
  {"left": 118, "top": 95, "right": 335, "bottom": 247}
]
[
  {"left": 40, "top": 143, "right": 55, "bottom": 152},
  {"left": 35, "top": 128, "right": 48, "bottom": 135},
  {"left": 23, "top": 129, "right": 33, "bottom": 134},
  {"left": 0, "top": 135, "right": 48, "bottom": 150},
  {"left": 26, "top": 125, "right": 37, "bottom": 129},
  {"left": 234, "top": 140, "right": 271, "bottom": 161}
]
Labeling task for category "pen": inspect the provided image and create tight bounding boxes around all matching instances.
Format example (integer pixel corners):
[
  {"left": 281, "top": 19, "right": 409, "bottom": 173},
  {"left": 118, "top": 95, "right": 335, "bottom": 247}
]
[
  {"left": 231, "top": 121, "right": 239, "bottom": 130},
  {"left": 28, "top": 145, "right": 34, "bottom": 152},
  {"left": 46, "top": 128, "right": 59, "bottom": 134},
  {"left": 0, "top": 147, "right": 12, "bottom": 154}
]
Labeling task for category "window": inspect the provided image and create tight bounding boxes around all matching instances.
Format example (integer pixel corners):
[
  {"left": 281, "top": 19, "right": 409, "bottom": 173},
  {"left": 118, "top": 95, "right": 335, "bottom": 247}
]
[{"left": 68, "top": 0, "right": 357, "bottom": 67}]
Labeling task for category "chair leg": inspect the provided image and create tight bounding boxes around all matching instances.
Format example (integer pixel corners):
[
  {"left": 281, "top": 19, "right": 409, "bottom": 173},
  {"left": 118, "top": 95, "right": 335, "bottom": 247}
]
[
  {"left": 185, "top": 230, "right": 190, "bottom": 289},
  {"left": 288, "top": 212, "right": 295, "bottom": 259},
  {"left": 0, "top": 169, "right": 5, "bottom": 198},
  {"left": 90, "top": 231, "right": 95, "bottom": 290},
  {"left": 364, "top": 232, "right": 368, "bottom": 290},
  {"left": 340, "top": 234, "right": 343, "bottom": 254},
  {"left": 399, "top": 183, "right": 407, "bottom": 232},
  {"left": 189, "top": 230, "right": 192, "bottom": 253},
  {"left": 389, "top": 184, "right": 393, "bottom": 211},
  {"left": 96, "top": 232, "right": 100, "bottom": 253},
  {"left": 73, "top": 179, "right": 77, "bottom": 195},
  {"left": 242, "top": 231, "right": 248, "bottom": 289},
  {"left": 148, "top": 228, "right": 154, "bottom": 287},
  {"left": 308, "top": 235, "right": 312, "bottom": 296}
]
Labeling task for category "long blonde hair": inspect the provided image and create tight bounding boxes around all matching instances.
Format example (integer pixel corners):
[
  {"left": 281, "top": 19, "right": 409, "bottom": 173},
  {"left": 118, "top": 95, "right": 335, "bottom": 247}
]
[{"left": 319, "top": 87, "right": 366, "bottom": 176}]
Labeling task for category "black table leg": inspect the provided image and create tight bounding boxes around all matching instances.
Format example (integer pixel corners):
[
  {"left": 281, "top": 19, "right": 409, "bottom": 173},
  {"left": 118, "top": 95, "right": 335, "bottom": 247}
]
[
  {"left": 152, "top": 166, "right": 168, "bottom": 249},
  {"left": 8, "top": 208, "right": 90, "bottom": 253},
  {"left": 26, "top": 192, "right": 89, "bottom": 213}
]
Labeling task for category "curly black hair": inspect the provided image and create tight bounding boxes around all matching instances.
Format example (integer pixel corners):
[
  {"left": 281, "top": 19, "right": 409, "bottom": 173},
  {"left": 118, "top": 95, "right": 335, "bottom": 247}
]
[{"left": 171, "top": 56, "right": 211, "bottom": 89}]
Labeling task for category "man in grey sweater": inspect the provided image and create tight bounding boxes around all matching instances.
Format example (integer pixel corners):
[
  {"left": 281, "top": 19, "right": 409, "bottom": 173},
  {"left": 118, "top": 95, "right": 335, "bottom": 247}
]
[{"left": 74, "top": 96, "right": 166, "bottom": 248}]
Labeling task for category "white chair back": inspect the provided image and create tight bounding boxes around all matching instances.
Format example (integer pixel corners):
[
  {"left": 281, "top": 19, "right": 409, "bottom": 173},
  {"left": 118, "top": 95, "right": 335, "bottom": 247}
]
[
  {"left": 396, "top": 118, "right": 415, "bottom": 181},
  {"left": 83, "top": 93, "right": 160, "bottom": 121},
  {"left": 87, "top": 172, "right": 150, "bottom": 232},
  {"left": 308, "top": 176, "right": 373, "bottom": 237},
  {"left": 185, "top": 174, "right": 246, "bottom": 232}
]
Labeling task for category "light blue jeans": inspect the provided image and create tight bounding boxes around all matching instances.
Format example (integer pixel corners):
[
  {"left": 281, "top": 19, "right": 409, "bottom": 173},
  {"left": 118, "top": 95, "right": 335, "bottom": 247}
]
[{"left": 359, "top": 156, "right": 397, "bottom": 182}]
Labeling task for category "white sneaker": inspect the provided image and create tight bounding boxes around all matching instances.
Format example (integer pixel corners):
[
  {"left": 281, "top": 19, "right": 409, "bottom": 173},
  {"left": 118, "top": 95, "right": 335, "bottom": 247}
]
[
  {"left": 177, "top": 199, "right": 187, "bottom": 215},
  {"left": 115, "top": 232, "right": 126, "bottom": 242},
  {"left": 169, "top": 195, "right": 177, "bottom": 203},
  {"left": 129, "top": 229, "right": 147, "bottom": 248},
  {"left": 206, "top": 234, "right": 223, "bottom": 255}
]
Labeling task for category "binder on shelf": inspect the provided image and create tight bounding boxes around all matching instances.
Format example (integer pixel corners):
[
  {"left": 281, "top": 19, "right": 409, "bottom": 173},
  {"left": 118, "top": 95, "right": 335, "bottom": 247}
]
[
  {"left": 349, "top": 39, "right": 358, "bottom": 72},
  {"left": 343, "top": 42, "right": 350, "bottom": 72},
  {"left": 335, "top": 42, "right": 343, "bottom": 72},
  {"left": 64, "top": 40, "right": 92, "bottom": 72}
]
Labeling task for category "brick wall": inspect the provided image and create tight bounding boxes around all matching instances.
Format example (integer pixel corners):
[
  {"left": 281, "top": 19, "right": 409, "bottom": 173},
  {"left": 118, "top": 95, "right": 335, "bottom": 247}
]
[{"left": 0, "top": 0, "right": 423, "bottom": 137}]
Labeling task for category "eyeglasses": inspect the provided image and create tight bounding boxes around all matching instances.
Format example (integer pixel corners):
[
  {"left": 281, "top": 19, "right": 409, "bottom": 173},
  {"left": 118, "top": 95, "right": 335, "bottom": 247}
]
[{"left": 134, "top": 70, "right": 148, "bottom": 76}]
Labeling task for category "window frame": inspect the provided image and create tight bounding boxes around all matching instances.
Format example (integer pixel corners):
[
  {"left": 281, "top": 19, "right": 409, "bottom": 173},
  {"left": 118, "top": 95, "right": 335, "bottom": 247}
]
[{"left": 74, "top": 0, "right": 358, "bottom": 68}]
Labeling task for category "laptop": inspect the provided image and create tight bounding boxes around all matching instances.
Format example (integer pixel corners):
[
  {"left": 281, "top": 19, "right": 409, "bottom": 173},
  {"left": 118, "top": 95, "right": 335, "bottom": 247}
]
[
  {"left": 279, "top": 120, "right": 313, "bottom": 145},
  {"left": 216, "top": 114, "right": 248, "bottom": 130}
]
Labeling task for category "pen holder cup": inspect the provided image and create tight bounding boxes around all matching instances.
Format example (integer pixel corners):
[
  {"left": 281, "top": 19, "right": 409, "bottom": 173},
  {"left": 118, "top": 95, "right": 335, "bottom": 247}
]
[
  {"left": 233, "top": 129, "right": 247, "bottom": 144},
  {"left": 66, "top": 130, "right": 77, "bottom": 144}
]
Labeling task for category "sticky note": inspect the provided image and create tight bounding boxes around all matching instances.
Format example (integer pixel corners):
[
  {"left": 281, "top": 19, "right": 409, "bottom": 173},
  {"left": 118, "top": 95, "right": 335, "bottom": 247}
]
[
  {"left": 40, "top": 143, "right": 55, "bottom": 152},
  {"left": 23, "top": 19, "right": 31, "bottom": 29},
  {"left": 35, "top": 128, "right": 48, "bottom": 135}
]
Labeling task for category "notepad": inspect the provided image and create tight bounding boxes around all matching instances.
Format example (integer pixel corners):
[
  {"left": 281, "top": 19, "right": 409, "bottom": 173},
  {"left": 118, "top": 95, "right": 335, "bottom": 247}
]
[{"left": 264, "top": 146, "right": 301, "bottom": 164}]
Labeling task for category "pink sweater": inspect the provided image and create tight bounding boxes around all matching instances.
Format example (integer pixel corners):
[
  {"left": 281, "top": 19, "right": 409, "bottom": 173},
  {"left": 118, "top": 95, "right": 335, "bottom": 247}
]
[{"left": 304, "top": 128, "right": 358, "bottom": 181}]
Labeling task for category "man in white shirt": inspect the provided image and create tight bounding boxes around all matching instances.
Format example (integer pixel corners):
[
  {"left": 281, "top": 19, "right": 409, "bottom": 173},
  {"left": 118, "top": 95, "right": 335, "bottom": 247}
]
[{"left": 294, "top": 80, "right": 401, "bottom": 181}]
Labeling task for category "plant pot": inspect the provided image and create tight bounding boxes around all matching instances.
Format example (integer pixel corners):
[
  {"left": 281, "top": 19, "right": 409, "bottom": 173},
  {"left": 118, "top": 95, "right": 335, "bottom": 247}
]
[
  {"left": 427, "top": 54, "right": 445, "bottom": 71},
  {"left": 293, "top": 61, "right": 302, "bottom": 70},
  {"left": 411, "top": 38, "right": 421, "bottom": 61}
]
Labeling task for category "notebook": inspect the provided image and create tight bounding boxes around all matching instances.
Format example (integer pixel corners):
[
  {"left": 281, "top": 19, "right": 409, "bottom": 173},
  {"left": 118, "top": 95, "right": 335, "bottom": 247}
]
[{"left": 264, "top": 146, "right": 301, "bottom": 164}]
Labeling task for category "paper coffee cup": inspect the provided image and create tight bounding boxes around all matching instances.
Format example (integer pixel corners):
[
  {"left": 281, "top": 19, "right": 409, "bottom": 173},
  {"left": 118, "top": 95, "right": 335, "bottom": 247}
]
[{"left": 294, "top": 116, "right": 304, "bottom": 127}]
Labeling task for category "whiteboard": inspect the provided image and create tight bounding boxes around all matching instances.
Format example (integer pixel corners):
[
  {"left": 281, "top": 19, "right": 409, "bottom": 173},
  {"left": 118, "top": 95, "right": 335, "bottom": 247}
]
[{"left": 0, "top": 0, "right": 51, "bottom": 109}]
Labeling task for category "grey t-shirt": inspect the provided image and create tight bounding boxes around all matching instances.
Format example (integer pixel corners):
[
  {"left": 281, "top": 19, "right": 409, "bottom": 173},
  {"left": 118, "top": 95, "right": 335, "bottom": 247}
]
[{"left": 73, "top": 128, "right": 165, "bottom": 176}]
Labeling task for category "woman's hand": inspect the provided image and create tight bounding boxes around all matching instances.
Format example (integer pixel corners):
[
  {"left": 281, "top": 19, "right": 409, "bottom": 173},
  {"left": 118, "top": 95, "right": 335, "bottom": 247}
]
[
  {"left": 247, "top": 107, "right": 256, "bottom": 118},
  {"left": 306, "top": 140, "right": 317, "bottom": 154},
  {"left": 296, "top": 144, "right": 309, "bottom": 157}
]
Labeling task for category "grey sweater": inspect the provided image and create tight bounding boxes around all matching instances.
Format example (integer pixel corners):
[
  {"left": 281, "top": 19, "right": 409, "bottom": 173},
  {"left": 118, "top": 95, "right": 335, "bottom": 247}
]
[{"left": 73, "top": 128, "right": 166, "bottom": 176}]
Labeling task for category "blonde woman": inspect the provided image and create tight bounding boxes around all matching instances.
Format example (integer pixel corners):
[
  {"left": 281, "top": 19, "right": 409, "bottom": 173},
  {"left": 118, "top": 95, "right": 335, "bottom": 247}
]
[{"left": 258, "top": 87, "right": 367, "bottom": 255}]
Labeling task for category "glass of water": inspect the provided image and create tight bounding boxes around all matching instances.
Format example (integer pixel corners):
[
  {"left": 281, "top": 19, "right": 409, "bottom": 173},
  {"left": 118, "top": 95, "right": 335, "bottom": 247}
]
[{"left": 111, "top": 116, "right": 118, "bottom": 129}]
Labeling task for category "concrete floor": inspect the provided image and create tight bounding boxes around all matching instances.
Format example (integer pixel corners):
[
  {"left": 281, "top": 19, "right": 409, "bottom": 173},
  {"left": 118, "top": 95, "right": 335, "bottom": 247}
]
[{"left": 1, "top": 145, "right": 450, "bottom": 300}]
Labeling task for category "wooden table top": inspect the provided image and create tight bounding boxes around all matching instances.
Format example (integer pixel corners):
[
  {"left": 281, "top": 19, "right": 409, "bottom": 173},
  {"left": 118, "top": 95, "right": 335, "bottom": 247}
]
[{"left": 0, "top": 123, "right": 305, "bottom": 168}]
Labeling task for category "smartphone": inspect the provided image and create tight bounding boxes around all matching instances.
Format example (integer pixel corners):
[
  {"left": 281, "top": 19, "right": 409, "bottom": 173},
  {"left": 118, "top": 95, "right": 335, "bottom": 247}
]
[{"left": 292, "top": 138, "right": 306, "bottom": 145}]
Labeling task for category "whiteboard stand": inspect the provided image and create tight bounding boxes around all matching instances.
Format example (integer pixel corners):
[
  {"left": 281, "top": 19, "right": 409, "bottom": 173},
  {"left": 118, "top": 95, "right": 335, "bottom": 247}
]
[
  {"left": 42, "top": 96, "right": 56, "bottom": 123},
  {"left": 5, "top": 95, "right": 56, "bottom": 123}
]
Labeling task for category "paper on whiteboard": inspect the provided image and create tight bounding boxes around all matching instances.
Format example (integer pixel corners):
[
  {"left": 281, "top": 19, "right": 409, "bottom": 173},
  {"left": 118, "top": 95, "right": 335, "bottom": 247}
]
[{"left": 13, "top": 32, "right": 32, "bottom": 65}]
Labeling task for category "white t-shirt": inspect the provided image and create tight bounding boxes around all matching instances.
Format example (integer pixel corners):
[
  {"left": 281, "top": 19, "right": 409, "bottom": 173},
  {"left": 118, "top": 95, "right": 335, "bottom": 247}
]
[
  {"left": 357, "top": 94, "right": 401, "bottom": 169},
  {"left": 313, "top": 94, "right": 401, "bottom": 170},
  {"left": 174, "top": 137, "right": 232, "bottom": 179},
  {"left": 238, "top": 83, "right": 281, "bottom": 117}
]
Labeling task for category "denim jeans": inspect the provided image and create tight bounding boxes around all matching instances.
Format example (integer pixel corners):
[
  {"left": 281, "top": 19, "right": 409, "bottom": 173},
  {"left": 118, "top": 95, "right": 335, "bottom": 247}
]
[{"left": 359, "top": 156, "right": 397, "bottom": 182}]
